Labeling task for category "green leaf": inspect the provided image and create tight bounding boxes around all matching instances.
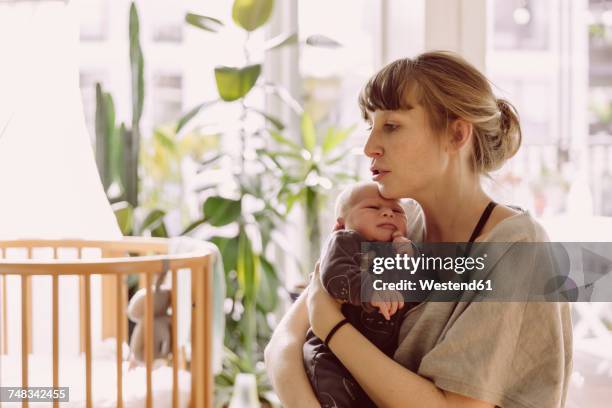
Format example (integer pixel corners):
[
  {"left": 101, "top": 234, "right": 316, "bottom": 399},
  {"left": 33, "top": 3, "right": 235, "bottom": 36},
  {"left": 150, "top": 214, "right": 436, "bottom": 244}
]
[
  {"left": 129, "top": 2, "right": 144, "bottom": 125},
  {"left": 185, "top": 13, "right": 223, "bottom": 32},
  {"left": 322, "top": 125, "right": 355, "bottom": 154},
  {"left": 211, "top": 236, "right": 240, "bottom": 275},
  {"left": 94, "top": 83, "right": 116, "bottom": 190},
  {"left": 120, "top": 125, "right": 139, "bottom": 207},
  {"left": 285, "top": 190, "right": 303, "bottom": 213},
  {"left": 264, "top": 32, "right": 297, "bottom": 51},
  {"left": 153, "top": 128, "right": 177, "bottom": 154},
  {"left": 139, "top": 209, "right": 166, "bottom": 232},
  {"left": 256, "top": 256, "right": 279, "bottom": 312},
  {"left": 203, "top": 196, "right": 242, "bottom": 226},
  {"left": 236, "top": 228, "right": 259, "bottom": 368},
  {"left": 214, "top": 65, "right": 261, "bottom": 102},
  {"left": 112, "top": 202, "right": 133, "bottom": 235},
  {"left": 181, "top": 218, "right": 206, "bottom": 235},
  {"left": 176, "top": 100, "right": 218, "bottom": 133},
  {"left": 306, "top": 34, "right": 342, "bottom": 48},
  {"left": 237, "top": 229, "right": 259, "bottom": 302},
  {"left": 269, "top": 130, "right": 299, "bottom": 150},
  {"left": 117, "top": 123, "right": 129, "bottom": 197},
  {"left": 231, "top": 0, "right": 274, "bottom": 32},
  {"left": 248, "top": 107, "right": 284, "bottom": 130},
  {"left": 300, "top": 113, "right": 316, "bottom": 152}
]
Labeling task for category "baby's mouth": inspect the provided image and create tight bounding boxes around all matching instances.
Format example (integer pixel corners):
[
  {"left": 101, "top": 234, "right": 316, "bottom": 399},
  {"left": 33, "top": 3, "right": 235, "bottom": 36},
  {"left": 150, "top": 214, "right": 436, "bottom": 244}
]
[{"left": 377, "top": 223, "right": 396, "bottom": 231}]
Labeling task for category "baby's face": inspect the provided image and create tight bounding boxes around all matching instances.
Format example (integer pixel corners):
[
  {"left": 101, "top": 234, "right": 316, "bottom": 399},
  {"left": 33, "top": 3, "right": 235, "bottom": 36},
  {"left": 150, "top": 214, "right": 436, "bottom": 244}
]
[{"left": 342, "top": 185, "right": 408, "bottom": 241}]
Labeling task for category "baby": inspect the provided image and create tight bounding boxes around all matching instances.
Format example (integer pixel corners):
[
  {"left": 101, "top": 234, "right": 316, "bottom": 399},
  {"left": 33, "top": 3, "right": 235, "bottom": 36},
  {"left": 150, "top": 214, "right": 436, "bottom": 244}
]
[{"left": 303, "top": 182, "right": 415, "bottom": 408}]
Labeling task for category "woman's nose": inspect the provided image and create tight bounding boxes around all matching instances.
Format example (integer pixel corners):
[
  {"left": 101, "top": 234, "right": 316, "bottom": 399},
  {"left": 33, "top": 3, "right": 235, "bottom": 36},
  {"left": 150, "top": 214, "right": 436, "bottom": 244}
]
[{"left": 363, "top": 131, "right": 382, "bottom": 158}]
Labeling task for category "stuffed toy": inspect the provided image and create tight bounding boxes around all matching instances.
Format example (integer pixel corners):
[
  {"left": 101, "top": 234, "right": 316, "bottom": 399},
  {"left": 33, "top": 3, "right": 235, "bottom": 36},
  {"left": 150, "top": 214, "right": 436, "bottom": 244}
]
[{"left": 127, "top": 269, "right": 172, "bottom": 363}]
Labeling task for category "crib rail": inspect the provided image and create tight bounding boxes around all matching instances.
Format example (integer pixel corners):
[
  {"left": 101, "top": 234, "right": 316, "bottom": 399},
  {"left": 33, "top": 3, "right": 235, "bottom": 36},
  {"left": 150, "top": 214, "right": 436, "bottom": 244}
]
[{"left": 0, "top": 237, "right": 214, "bottom": 408}]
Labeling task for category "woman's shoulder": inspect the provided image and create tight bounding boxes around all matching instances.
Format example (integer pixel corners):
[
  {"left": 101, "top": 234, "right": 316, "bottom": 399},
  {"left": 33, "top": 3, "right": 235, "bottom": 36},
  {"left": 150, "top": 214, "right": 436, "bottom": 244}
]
[
  {"left": 477, "top": 204, "right": 550, "bottom": 243},
  {"left": 401, "top": 200, "right": 550, "bottom": 243}
]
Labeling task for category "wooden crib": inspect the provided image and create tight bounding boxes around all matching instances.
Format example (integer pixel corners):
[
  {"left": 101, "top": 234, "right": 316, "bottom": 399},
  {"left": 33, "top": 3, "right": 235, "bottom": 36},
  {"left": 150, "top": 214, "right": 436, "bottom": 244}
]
[{"left": 0, "top": 237, "right": 214, "bottom": 408}]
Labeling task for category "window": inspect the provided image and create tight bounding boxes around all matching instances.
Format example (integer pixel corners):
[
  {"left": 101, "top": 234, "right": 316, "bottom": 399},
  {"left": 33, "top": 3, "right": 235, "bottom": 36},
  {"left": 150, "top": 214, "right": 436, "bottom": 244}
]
[
  {"left": 75, "top": 0, "right": 108, "bottom": 41},
  {"left": 152, "top": 73, "right": 183, "bottom": 126}
]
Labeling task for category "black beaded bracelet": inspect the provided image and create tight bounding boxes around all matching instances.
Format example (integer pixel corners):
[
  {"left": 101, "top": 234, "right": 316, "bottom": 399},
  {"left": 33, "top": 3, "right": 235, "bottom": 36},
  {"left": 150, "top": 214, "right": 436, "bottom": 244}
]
[{"left": 324, "top": 318, "right": 350, "bottom": 348}]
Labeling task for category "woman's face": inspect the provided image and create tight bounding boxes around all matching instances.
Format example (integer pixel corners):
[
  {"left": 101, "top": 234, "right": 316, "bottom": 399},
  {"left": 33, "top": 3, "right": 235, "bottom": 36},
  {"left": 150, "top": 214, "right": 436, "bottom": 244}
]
[{"left": 363, "top": 105, "right": 448, "bottom": 200}]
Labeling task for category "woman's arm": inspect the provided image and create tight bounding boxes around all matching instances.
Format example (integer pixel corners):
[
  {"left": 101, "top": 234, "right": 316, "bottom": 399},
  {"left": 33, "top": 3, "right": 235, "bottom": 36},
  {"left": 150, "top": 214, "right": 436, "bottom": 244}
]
[
  {"left": 264, "top": 287, "right": 321, "bottom": 408},
  {"left": 307, "top": 267, "right": 494, "bottom": 408}
]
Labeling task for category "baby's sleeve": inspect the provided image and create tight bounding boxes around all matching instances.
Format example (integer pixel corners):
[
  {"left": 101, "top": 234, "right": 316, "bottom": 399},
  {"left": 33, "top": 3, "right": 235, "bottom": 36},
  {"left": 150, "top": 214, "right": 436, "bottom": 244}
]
[{"left": 319, "top": 230, "right": 371, "bottom": 306}]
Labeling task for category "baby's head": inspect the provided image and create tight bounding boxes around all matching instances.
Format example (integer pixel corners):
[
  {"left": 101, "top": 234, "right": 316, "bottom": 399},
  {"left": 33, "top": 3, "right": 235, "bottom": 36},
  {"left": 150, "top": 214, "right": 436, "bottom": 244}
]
[{"left": 334, "top": 182, "right": 408, "bottom": 242}]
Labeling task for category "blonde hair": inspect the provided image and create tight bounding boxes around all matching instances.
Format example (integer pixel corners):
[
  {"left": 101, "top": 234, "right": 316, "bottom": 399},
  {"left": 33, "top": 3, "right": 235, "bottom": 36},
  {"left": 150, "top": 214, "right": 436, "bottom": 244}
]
[{"left": 358, "top": 51, "right": 522, "bottom": 174}]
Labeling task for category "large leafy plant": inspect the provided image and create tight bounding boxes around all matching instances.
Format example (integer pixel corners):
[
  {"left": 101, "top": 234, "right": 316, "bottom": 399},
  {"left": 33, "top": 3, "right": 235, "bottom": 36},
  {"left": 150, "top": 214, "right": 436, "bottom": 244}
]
[
  {"left": 181, "top": 0, "right": 292, "bottom": 377},
  {"left": 173, "top": 1, "right": 355, "bottom": 406},
  {"left": 260, "top": 113, "right": 357, "bottom": 271},
  {"left": 180, "top": 0, "right": 353, "bottom": 405}
]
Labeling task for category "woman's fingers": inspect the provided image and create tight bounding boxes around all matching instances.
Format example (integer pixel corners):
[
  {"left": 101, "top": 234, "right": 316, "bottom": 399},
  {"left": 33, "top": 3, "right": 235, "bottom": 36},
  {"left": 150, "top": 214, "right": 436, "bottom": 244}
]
[
  {"left": 380, "top": 304, "right": 390, "bottom": 320},
  {"left": 389, "top": 301, "right": 398, "bottom": 316},
  {"left": 395, "top": 290, "right": 405, "bottom": 309}
]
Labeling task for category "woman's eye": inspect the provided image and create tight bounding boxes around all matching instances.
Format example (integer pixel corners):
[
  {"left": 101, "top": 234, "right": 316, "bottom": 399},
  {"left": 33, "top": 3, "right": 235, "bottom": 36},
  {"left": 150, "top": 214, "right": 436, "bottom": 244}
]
[
  {"left": 393, "top": 209, "right": 403, "bottom": 213},
  {"left": 384, "top": 124, "right": 398, "bottom": 131},
  {"left": 367, "top": 206, "right": 379, "bottom": 210}
]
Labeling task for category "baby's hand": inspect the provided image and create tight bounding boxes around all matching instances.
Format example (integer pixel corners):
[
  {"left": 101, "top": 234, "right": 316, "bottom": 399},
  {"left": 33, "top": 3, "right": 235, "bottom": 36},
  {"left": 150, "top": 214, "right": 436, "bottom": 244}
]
[
  {"left": 370, "top": 289, "right": 404, "bottom": 320},
  {"left": 392, "top": 231, "right": 414, "bottom": 255}
]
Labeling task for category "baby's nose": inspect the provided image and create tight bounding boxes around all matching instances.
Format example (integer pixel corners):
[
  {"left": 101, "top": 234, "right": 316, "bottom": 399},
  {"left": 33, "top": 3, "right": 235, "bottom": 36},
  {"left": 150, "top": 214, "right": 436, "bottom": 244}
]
[{"left": 381, "top": 208, "right": 394, "bottom": 217}]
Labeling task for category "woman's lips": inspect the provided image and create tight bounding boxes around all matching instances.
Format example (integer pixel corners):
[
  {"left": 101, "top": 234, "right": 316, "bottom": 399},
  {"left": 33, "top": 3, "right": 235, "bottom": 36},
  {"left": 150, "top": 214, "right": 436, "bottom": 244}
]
[{"left": 372, "top": 170, "right": 390, "bottom": 181}]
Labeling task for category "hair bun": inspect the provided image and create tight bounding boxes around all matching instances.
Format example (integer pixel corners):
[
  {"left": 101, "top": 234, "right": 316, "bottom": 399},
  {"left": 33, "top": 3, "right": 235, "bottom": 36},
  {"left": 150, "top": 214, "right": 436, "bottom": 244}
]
[{"left": 491, "top": 98, "right": 522, "bottom": 165}]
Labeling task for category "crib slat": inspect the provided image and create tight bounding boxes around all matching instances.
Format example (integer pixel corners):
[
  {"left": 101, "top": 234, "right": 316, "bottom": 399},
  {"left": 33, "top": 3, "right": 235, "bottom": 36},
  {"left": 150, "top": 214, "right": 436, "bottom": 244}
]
[
  {"left": 1, "top": 248, "right": 6, "bottom": 356},
  {"left": 26, "top": 248, "right": 32, "bottom": 356},
  {"left": 1, "top": 274, "right": 4, "bottom": 354},
  {"left": 145, "top": 272, "right": 153, "bottom": 408},
  {"left": 101, "top": 274, "right": 117, "bottom": 340},
  {"left": 191, "top": 264, "right": 211, "bottom": 408},
  {"left": 52, "top": 272, "right": 59, "bottom": 408},
  {"left": 116, "top": 273, "right": 125, "bottom": 408},
  {"left": 21, "top": 274, "right": 29, "bottom": 408},
  {"left": 79, "top": 248, "right": 85, "bottom": 354},
  {"left": 0, "top": 251, "right": 2, "bottom": 406},
  {"left": 171, "top": 269, "right": 179, "bottom": 408},
  {"left": 84, "top": 274, "right": 92, "bottom": 408},
  {"left": 2, "top": 275, "right": 7, "bottom": 355},
  {"left": 203, "top": 261, "right": 213, "bottom": 408}
]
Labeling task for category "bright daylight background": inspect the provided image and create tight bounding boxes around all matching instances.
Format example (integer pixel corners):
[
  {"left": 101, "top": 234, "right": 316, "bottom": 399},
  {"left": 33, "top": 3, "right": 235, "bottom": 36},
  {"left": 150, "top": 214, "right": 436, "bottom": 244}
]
[{"left": 0, "top": 0, "right": 611, "bottom": 407}]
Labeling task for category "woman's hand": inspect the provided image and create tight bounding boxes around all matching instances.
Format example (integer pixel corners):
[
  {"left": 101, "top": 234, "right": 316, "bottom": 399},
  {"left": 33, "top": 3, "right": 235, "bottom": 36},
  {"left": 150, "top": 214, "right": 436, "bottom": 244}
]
[{"left": 306, "top": 262, "right": 345, "bottom": 339}]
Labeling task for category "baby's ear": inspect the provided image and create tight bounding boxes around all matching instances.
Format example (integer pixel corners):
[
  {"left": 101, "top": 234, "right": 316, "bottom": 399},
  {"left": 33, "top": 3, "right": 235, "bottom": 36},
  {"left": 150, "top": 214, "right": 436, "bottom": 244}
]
[{"left": 334, "top": 217, "right": 345, "bottom": 231}]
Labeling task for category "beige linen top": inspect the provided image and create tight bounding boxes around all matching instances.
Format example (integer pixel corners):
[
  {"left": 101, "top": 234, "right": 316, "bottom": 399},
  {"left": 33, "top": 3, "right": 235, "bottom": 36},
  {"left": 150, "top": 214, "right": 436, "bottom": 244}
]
[{"left": 395, "top": 201, "right": 573, "bottom": 408}]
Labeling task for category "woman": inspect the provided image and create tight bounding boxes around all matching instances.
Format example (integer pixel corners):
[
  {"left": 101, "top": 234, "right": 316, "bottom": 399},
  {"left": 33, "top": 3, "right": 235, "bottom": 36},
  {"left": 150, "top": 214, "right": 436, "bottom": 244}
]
[{"left": 265, "top": 51, "right": 572, "bottom": 408}]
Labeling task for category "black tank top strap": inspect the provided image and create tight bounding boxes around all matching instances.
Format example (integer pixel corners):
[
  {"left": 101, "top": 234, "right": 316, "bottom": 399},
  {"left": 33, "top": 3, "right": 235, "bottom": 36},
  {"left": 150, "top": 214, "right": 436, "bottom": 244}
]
[
  {"left": 468, "top": 201, "right": 497, "bottom": 243},
  {"left": 464, "top": 201, "right": 497, "bottom": 257}
]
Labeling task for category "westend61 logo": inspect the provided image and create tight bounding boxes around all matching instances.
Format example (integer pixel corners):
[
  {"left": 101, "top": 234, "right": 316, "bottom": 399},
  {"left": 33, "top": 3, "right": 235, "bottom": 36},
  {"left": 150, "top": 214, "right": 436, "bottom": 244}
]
[
  {"left": 360, "top": 242, "right": 612, "bottom": 302},
  {"left": 371, "top": 252, "right": 487, "bottom": 275}
]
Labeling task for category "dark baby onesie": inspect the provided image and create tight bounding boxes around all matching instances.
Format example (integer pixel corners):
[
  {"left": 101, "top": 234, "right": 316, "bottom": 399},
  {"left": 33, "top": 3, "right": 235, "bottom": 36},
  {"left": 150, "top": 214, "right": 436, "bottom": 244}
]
[{"left": 303, "top": 230, "right": 409, "bottom": 408}]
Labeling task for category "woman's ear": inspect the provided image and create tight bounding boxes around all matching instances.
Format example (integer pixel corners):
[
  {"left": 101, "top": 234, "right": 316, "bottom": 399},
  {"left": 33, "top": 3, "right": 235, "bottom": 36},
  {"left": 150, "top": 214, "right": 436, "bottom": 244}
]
[
  {"left": 333, "top": 218, "right": 345, "bottom": 231},
  {"left": 448, "top": 118, "right": 473, "bottom": 153}
]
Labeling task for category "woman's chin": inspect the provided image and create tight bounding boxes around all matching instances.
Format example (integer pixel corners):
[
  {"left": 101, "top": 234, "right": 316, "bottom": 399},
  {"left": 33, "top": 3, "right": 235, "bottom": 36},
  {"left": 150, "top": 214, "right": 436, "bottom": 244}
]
[{"left": 376, "top": 182, "right": 402, "bottom": 200}]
